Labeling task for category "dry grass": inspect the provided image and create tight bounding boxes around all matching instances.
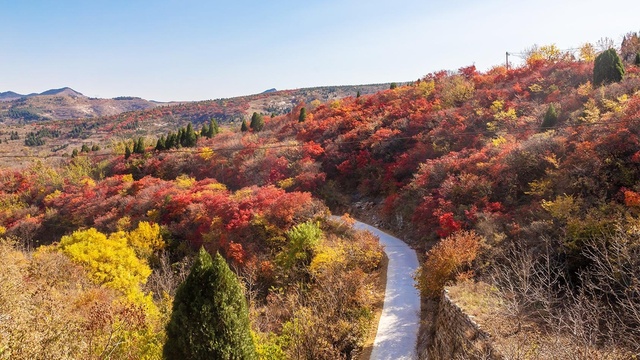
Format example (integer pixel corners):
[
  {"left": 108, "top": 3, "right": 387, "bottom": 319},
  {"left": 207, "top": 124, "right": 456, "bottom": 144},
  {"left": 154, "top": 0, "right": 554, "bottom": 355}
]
[{"left": 447, "top": 280, "right": 635, "bottom": 360}]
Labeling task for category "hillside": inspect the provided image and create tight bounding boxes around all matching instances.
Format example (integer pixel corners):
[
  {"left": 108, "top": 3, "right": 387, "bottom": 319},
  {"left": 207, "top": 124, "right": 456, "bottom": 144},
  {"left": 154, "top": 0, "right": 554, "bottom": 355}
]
[
  {"left": 2, "top": 35, "right": 640, "bottom": 359},
  {"left": 0, "top": 83, "right": 392, "bottom": 125},
  {"left": 0, "top": 87, "right": 162, "bottom": 122}
]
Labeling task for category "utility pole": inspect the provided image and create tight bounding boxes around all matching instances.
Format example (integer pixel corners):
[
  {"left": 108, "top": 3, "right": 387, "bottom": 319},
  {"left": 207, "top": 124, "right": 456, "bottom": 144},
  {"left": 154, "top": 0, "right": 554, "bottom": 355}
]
[{"left": 506, "top": 52, "right": 509, "bottom": 71}]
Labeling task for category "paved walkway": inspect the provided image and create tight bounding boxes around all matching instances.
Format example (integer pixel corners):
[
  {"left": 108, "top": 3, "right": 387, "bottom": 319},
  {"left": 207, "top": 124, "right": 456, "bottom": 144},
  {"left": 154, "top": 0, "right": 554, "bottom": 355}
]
[{"left": 333, "top": 217, "right": 420, "bottom": 359}]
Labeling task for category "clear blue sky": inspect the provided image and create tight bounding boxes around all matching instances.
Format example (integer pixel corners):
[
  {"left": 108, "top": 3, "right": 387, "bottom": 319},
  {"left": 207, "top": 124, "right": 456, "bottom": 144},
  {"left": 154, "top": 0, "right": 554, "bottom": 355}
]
[{"left": 1, "top": 0, "right": 638, "bottom": 101}]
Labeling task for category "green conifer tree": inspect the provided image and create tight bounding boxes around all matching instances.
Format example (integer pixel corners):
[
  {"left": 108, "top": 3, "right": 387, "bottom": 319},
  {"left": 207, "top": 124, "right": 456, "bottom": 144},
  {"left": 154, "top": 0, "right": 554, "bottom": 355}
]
[
  {"left": 91, "top": 144, "right": 100, "bottom": 152},
  {"left": 240, "top": 120, "right": 249, "bottom": 132},
  {"left": 124, "top": 145, "right": 131, "bottom": 159},
  {"left": 541, "top": 103, "right": 558, "bottom": 129},
  {"left": 178, "top": 128, "right": 186, "bottom": 147},
  {"left": 185, "top": 123, "right": 197, "bottom": 147},
  {"left": 81, "top": 144, "right": 90, "bottom": 153},
  {"left": 134, "top": 137, "right": 145, "bottom": 154},
  {"left": 155, "top": 135, "right": 166, "bottom": 151},
  {"left": 249, "top": 112, "right": 264, "bottom": 132},
  {"left": 72, "top": 149, "right": 79, "bottom": 158},
  {"left": 210, "top": 118, "right": 219, "bottom": 136},
  {"left": 164, "top": 248, "right": 256, "bottom": 360},
  {"left": 390, "top": 82, "right": 398, "bottom": 90},
  {"left": 593, "top": 48, "right": 625, "bottom": 86},
  {"left": 298, "top": 107, "right": 307, "bottom": 123},
  {"left": 635, "top": 52, "right": 640, "bottom": 66},
  {"left": 201, "top": 123, "right": 210, "bottom": 138},
  {"left": 356, "top": 90, "right": 361, "bottom": 98}
]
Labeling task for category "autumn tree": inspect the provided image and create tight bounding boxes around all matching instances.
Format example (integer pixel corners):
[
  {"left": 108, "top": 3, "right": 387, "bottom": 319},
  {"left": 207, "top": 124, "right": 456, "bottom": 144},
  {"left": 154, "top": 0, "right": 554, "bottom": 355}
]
[
  {"left": 415, "top": 231, "right": 481, "bottom": 298},
  {"left": 579, "top": 43, "right": 596, "bottom": 62},
  {"left": 164, "top": 248, "right": 256, "bottom": 360},
  {"left": 593, "top": 48, "right": 624, "bottom": 86},
  {"left": 250, "top": 112, "right": 264, "bottom": 132}
]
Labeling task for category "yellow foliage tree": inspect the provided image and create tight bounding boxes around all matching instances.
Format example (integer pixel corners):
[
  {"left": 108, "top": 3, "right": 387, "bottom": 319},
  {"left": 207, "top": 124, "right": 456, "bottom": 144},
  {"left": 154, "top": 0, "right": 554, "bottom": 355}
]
[
  {"left": 128, "top": 221, "right": 164, "bottom": 259},
  {"left": 59, "top": 227, "right": 152, "bottom": 295}
]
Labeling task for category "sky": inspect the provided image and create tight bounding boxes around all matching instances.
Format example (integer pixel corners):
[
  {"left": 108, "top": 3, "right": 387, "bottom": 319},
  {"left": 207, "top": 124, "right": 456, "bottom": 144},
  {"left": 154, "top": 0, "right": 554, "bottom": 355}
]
[{"left": 1, "top": 0, "right": 639, "bottom": 102}]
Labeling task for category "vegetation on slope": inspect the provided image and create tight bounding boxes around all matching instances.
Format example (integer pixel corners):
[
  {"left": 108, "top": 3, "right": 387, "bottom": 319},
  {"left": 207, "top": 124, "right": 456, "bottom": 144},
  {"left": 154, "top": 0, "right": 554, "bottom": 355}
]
[{"left": 2, "top": 32, "right": 640, "bottom": 358}]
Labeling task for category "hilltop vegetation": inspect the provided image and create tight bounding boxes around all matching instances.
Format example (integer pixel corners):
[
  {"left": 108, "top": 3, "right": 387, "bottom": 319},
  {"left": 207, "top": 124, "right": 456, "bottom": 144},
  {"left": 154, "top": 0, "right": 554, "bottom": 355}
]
[{"left": 2, "top": 32, "right": 640, "bottom": 358}]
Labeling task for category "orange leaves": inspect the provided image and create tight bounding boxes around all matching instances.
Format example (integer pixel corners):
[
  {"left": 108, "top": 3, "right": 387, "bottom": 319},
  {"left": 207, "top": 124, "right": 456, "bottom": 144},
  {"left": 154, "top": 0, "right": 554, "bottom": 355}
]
[{"left": 415, "top": 230, "right": 482, "bottom": 298}]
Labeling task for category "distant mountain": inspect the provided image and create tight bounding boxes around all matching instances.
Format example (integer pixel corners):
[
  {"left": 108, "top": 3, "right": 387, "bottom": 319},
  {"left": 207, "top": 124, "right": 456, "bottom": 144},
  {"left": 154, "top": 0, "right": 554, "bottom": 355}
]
[
  {"left": 0, "top": 83, "right": 395, "bottom": 124},
  {"left": 38, "top": 87, "right": 84, "bottom": 97},
  {"left": 0, "top": 91, "right": 24, "bottom": 101},
  {"left": 0, "top": 87, "right": 163, "bottom": 122}
]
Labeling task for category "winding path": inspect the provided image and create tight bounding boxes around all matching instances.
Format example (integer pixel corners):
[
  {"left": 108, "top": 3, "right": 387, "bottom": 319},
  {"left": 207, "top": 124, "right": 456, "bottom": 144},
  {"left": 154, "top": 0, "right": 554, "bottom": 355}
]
[{"left": 333, "top": 217, "right": 420, "bottom": 359}]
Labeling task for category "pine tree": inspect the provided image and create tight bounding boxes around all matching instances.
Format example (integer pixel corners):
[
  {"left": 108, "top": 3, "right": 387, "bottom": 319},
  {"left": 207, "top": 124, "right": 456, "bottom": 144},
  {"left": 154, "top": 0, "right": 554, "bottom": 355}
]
[
  {"left": 178, "top": 128, "right": 186, "bottom": 147},
  {"left": 635, "top": 52, "right": 640, "bottom": 66},
  {"left": 210, "top": 118, "right": 219, "bottom": 136},
  {"left": 72, "top": 149, "right": 79, "bottom": 158},
  {"left": 81, "top": 144, "right": 90, "bottom": 153},
  {"left": 298, "top": 107, "right": 307, "bottom": 123},
  {"left": 201, "top": 123, "right": 210, "bottom": 138},
  {"left": 356, "top": 90, "right": 361, "bottom": 98},
  {"left": 134, "top": 137, "right": 145, "bottom": 154},
  {"left": 124, "top": 146, "right": 131, "bottom": 159},
  {"left": 164, "top": 248, "right": 256, "bottom": 360},
  {"left": 593, "top": 48, "right": 625, "bottom": 86},
  {"left": 541, "top": 103, "right": 558, "bottom": 129},
  {"left": 185, "top": 123, "right": 197, "bottom": 147},
  {"left": 249, "top": 112, "right": 264, "bottom": 132},
  {"left": 390, "top": 82, "right": 398, "bottom": 90},
  {"left": 155, "top": 135, "right": 166, "bottom": 151},
  {"left": 240, "top": 120, "right": 249, "bottom": 132}
]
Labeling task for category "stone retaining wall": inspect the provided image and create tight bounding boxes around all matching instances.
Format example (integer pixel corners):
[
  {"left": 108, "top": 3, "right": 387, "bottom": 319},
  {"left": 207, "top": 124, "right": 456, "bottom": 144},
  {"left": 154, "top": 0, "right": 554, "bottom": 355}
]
[{"left": 428, "top": 290, "right": 503, "bottom": 360}]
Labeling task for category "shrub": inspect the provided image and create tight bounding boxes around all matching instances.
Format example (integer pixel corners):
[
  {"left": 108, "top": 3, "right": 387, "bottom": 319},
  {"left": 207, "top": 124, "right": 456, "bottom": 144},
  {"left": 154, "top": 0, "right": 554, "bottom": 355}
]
[{"left": 415, "top": 231, "right": 482, "bottom": 298}]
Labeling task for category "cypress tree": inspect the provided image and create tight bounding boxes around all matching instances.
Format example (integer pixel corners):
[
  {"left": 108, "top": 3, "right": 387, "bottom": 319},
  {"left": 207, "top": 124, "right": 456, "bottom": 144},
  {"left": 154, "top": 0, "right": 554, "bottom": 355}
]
[
  {"left": 124, "top": 145, "right": 131, "bottom": 159},
  {"left": 164, "top": 248, "right": 256, "bottom": 360},
  {"left": 240, "top": 120, "right": 249, "bottom": 132},
  {"left": 155, "top": 135, "right": 166, "bottom": 151},
  {"left": 298, "top": 107, "right": 307, "bottom": 123},
  {"left": 185, "top": 123, "right": 197, "bottom": 147},
  {"left": 210, "top": 118, "right": 219, "bottom": 136},
  {"left": 356, "top": 90, "right": 361, "bottom": 98},
  {"left": 201, "top": 123, "right": 210, "bottom": 138},
  {"left": 541, "top": 103, "right": 558, "bottom": 129},
  {"left": 134, "top": 137, "right": 145, "bottom": 154},
  {"left": 593, "top": 48, "right": 625, "bottom": 86},
  {"left": 249, "top": 112, "right": 264, "bottom": 132},
  {"left": 178, "top": 128, "right": 186, "bottom": 147}
]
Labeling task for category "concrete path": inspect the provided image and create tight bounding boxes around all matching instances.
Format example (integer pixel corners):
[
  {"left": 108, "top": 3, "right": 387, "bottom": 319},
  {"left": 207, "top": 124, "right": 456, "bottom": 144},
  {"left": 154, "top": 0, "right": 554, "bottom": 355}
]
[{"left": 333, "top": 216, "right": 420, "bottom": 359}]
